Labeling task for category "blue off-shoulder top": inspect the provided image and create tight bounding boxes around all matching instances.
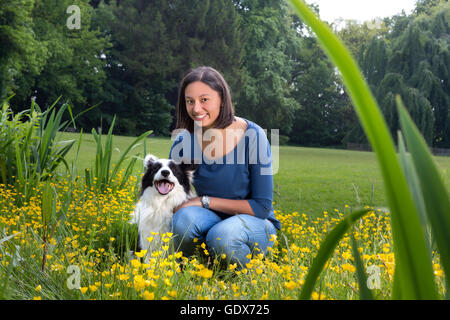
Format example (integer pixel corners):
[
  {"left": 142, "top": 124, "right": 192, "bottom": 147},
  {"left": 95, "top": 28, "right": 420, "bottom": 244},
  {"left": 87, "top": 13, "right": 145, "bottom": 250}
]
[{"left": 169, "top": 118, "right": 281, "bottom": 230}]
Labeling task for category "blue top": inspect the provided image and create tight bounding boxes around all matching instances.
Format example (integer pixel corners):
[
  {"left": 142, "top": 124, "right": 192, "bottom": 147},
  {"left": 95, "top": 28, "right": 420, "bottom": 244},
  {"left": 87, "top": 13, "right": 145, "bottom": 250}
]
[{"left": 169, "top": 118, "right": 281, "bottom": 230}]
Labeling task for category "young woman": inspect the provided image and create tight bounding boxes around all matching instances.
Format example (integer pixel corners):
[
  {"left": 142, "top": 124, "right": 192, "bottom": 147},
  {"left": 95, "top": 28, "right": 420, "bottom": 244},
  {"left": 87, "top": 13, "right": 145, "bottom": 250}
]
[{"left": 169, "top": 66, "right": 280, "bottom": 268}]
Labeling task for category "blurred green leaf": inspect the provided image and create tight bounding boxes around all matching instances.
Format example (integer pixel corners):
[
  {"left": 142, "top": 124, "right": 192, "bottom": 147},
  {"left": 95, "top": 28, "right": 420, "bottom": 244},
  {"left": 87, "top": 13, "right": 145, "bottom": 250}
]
[
  {"left": 397, "top": 95, "right": 450, "bottom": 294},
  {"left": 350, "top": 233, "right": 374, "bottom": 300}
]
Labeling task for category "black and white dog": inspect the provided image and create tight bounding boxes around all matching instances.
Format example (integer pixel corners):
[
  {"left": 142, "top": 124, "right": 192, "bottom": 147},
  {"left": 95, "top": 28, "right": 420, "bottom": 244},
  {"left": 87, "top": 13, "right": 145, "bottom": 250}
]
[{"left": 130, "top": 154, "right": 197, "bottom": 256}]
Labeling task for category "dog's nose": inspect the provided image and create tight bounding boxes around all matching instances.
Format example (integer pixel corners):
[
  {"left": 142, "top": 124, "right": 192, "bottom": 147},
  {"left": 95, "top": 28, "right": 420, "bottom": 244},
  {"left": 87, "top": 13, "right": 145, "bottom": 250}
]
[{"left": 161, "top": 170, "right": 170, "bottom": 177}]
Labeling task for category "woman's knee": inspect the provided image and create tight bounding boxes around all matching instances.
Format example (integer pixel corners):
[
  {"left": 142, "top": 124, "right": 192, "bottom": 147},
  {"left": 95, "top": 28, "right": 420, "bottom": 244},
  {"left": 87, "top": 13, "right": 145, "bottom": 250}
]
[
  {"left": 206, "top": 219, "right": 246, "bottom": 249},
  {"left": 172, "top": 206, "right": 201, "bottom": 241},
  {"left": 205, "top": 215, "right": 276, "bottom": 265},
  {"left": 172, "top": 206, "right": 222, "bottom": 246},
  {"left": 205, "top": 217, "right": 250, "bottom": 264}
]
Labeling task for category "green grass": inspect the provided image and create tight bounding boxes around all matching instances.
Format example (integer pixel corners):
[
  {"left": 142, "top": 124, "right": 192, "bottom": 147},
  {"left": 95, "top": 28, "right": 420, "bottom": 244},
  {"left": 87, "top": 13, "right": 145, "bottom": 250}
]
[
  {"left": 58, "top": 131, "right": 450, "bottom": 218},
  {"left": 57, "top": 131, "right": 171, "bottom": 174}
]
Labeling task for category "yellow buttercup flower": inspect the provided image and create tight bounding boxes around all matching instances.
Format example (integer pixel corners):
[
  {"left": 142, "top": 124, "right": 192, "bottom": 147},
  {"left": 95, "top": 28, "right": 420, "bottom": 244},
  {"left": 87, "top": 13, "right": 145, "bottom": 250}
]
[
  {"left": 342, "top": 251, "right": 352, "bottom": 260},
  {"left": 80, "top": 287, "right": 88, "bottom": 294},
  {"left": 341, "top": 263, "right": 356, "bottom": 273},
  {"left": 168, "top": 290, "right": 177, "bottom": 298},
  {"left": 284, "top": 281, "right": 298, "bottom": 290},
  {"left": 135, "top": 250, "right": 147, "bottom": 258},
  {"left": 118, "top": 274, "right": 129, "bottom": 281},
  {"left": 143, "top": 291, "right": 155, "bottom": 300},
  {"left": 229, "top": 263, "right": 237, "bottom": 271}
]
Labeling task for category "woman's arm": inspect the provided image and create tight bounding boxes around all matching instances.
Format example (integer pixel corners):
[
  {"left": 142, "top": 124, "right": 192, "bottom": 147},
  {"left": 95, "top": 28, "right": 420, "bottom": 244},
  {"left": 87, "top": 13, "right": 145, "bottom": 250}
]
[{"left": 173, "top": 196, "right": 255, "bottom": 216}]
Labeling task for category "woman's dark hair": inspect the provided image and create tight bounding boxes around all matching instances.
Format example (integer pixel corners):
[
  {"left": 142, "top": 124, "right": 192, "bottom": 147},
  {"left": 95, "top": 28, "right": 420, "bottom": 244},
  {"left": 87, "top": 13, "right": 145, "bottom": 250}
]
[{"left": 175, "top": 66, "right": 235, "bottom": 133}]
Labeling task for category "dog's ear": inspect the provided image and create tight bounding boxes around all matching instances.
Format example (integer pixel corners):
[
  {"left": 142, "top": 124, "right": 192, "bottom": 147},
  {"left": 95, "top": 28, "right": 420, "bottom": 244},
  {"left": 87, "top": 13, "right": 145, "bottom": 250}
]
[
  {"left": 143, "top": 154, "right": 158, "bottom": 169},
  {"left": 179, "top": 161, "right": 198, "bottom": 184},
  {"left": 180, "top": 162, "right": 198, "bottom": 173},
  {"left": 179, "top": 158, "right": 198, "bottom": 173},
  {"left": 178, "top": 160, "right": 198, "bottom": 185}
]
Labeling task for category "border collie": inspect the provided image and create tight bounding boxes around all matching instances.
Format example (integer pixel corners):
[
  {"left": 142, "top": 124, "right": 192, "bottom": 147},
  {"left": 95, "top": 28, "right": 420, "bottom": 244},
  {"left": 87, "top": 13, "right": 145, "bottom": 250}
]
[{"left": 130, "top": 154, "right": 197, "bottom": 256}]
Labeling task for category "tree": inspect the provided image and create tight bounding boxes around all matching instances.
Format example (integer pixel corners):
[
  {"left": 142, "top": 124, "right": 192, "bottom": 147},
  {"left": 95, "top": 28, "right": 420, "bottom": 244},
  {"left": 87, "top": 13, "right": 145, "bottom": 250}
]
[
  {"left": 414, "top": 0, "right": 448, "bottom": 15},
  {"left": 233, "top": 0, "right": 300, "bottom": 133},
  {"left": 387, "top": 2, "right": 449, "bottom": 146},
  {"left": 289, "top": 36, "right": 349, "bottom": 146},
  {"left": 360, "top": 37, "right": 389, "bottom": 89},
  {"left": 94, "top": 0, "right": 245, "bottom": 136},
  {"left": 377, "top": 73, "right": 435, "bottom": 144},
  {"left": 346, "top": 1, "right": 449, "bottom": 147},
  {"left": 0, "top": 0, "right": 47, "bottom": 101},
  {"left": 10, "top": 0, "right": 111, "bottom": 131},
  {"left": 337, "top": 19, "right": 390, "bottom": 60}
]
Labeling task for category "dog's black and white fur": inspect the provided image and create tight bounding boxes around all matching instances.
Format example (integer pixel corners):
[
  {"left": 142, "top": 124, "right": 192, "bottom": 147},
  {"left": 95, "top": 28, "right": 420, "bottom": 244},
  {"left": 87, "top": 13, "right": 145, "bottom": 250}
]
[{"left": 130, "top": 154, "right": 197, "bottom": 255}]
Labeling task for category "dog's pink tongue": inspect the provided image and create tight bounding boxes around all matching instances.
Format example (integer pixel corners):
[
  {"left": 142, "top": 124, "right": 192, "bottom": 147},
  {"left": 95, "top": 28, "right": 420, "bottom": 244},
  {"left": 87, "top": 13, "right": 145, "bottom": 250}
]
[{"left": 157, "top": 182, "right": 171, "bottom": 194}]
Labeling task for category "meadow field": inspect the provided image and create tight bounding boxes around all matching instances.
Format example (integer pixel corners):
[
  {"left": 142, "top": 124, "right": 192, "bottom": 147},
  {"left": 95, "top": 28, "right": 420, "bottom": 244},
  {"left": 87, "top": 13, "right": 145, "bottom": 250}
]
[
  {"left": 0, "top": 131, "right": 448, "bottom": 300},
  {"left": 59, "top": 131, "right": 450, "bottom": 216}
]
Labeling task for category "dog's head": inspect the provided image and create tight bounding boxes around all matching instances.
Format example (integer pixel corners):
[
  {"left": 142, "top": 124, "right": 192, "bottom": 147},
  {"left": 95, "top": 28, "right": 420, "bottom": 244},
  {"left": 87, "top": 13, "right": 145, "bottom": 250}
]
[{"left": 140, "top": 154, "right": 197, "bottom": 196}]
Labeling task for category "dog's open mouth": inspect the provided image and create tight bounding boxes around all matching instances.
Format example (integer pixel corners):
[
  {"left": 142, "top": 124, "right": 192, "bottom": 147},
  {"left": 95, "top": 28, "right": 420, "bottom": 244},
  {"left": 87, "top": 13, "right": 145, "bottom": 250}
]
[{"left": 154, "top": 179, "right": 174, "bottom": 195}]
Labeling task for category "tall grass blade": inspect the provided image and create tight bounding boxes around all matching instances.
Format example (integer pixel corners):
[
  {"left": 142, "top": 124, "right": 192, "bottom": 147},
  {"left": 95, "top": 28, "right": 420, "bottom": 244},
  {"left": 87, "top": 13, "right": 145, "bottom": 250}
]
[
  {"left": 103, "top": 116, "right": 116, "bottom": 189},
  {"left": 41, "top": 180, "right": 56, "bottom": 227},
  {"left": 70, "top": 129, "right": 83, "bottom": 180},
  {"left": 299, "top": 208, "right": 370, "bottom": 299},
  {"left": 288, "top": 0, "right": 438, "bottom": 299},
  {"left": 0, "top": 232, "right": 21, "bottom": 246},
  {"left": 0, "top": 155, "right": 6, "bottom": 184},
  {"left": 396, "top": 96, "right": 450, "bottom": 295},
  {"left": 69, "top": 103, "right": 101, "bottom": 129},
  {"left": 350, "top": 233, "right": 374, "bottom": 300},
  {"left": 111, "top": 129, "right": 153, "bottom": 179}
]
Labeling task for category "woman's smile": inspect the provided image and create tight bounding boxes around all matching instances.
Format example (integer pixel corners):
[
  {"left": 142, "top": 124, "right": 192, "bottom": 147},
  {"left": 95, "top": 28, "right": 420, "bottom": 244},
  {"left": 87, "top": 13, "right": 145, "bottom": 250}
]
[{"left": 193, "top": 113, "right": 208, "bottom": 121}]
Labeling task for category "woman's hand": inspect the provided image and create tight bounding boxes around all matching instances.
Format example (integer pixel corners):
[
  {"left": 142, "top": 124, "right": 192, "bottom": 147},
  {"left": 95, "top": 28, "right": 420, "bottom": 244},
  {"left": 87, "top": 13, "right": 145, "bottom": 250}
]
[
  {"left": 173, "top": 197, "right": 202, "bottom": 214},
  {"left": 172, "top": 196, "right": 255, "bottom": 217}
]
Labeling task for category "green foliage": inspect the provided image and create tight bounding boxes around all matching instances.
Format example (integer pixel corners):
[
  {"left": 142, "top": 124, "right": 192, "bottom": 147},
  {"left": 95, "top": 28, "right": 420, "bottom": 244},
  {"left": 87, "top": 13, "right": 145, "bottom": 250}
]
[
  {"left": 288, "top": 0, "right": 448, "bottom": 300},
  {"left": 0, "top": 0, "right": 48, "bottom": 101},
  {"left": 9, "top": 0, "right": 111, "bottom": 132},
  {"left": 235, "top": 0, "right": 300, "bottom": 133},
  {"left": 92, "top": 0, "right": 245, "bottom": 136},
  {"left": 337, "top": 19, "right": 390, "bottom": 59},
  {"left": 348, "top": 2, "right": 450, "bottom": 147},
  {"left": 0, "top": 99, "right": 76, "bottom": 202},
  {"left": 289, "top": 37, "right": 350, "bottom": 146},
  {"left": 85, "top": 115, "right": 153, "bottom": 192},
  {"left": 1, "top": 0, "right": 448, "bottom": 146}
]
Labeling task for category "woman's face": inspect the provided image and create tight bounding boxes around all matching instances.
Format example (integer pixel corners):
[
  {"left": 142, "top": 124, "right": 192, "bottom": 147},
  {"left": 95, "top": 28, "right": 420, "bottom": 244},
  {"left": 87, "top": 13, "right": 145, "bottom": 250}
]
[{"left": 185, "top": 81, "right": 221, "bottom": 130}]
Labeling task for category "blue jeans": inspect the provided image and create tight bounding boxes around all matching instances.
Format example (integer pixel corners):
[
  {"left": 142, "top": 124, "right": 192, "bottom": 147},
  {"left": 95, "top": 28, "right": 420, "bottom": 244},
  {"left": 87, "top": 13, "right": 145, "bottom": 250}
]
[{"left": 172, "top": 206, "right": 277, "bottom": 268}]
